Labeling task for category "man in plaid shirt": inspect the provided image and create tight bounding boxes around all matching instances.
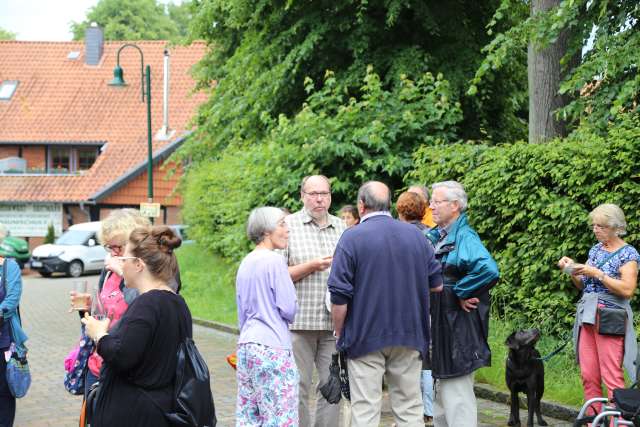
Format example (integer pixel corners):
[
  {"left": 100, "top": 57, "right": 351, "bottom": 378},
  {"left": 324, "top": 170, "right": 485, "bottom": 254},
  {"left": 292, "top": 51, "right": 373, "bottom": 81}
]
[{"left": 282, "top": 175, "right": 347, "bottom": 427}]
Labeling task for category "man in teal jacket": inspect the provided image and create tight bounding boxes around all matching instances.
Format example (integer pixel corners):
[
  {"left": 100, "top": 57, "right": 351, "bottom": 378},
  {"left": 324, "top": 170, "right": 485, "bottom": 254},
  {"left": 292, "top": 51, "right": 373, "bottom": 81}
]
[{"left": 427, "top": 181, "right": 499, "bottom": 427}]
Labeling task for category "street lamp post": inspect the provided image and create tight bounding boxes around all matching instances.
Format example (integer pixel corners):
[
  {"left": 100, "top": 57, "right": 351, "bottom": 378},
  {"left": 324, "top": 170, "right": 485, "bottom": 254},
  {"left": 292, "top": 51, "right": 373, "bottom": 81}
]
[{"left": 109, "top": 44, "right": 153, "bottom": 203}]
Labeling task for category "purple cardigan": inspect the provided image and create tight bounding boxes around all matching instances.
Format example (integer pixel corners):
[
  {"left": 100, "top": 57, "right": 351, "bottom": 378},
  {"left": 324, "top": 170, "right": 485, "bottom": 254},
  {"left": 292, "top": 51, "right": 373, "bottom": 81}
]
[{"left": 236, "top": 249, "right": 298, "bottom": 349}]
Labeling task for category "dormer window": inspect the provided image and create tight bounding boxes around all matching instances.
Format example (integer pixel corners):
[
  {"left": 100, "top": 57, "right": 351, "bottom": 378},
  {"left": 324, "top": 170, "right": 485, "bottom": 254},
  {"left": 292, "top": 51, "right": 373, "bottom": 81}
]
[
  {"left": 0, "top": 80, "right": 18, "bottom": 101},
  {"left": 47, "top": 145, "right": 100, "bottom": 174}
]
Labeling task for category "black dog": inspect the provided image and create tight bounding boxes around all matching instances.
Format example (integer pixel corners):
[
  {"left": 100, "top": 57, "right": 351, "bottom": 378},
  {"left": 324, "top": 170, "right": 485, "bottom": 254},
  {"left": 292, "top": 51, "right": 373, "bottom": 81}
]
[{"left": 505, "top": 329, "right": 548, "bottom": 427}]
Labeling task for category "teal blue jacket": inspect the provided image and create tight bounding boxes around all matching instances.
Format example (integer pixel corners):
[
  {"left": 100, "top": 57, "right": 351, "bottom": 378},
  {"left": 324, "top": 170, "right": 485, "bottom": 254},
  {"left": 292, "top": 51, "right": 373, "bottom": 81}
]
[
  {"left": 427, "top": 212, "right": 499, "bottom": 378},
  {"left": 426, "top": 213, "right": 499, "bottom": 299},
  {"left": 0, "top": 258, "right": 28, "bottom": 356}
]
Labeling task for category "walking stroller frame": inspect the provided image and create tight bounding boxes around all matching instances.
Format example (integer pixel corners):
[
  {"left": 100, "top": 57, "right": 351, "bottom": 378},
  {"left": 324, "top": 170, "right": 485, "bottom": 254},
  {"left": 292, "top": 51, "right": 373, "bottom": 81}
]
[{"left": 574, "top": 347, "right": 640, "bottom": 427}]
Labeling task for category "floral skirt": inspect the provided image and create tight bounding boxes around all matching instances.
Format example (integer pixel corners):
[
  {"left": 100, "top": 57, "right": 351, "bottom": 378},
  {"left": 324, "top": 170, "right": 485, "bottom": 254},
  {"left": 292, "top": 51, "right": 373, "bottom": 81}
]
[{"left": 236, "top": 342, "right": 299, "bottom": 427}]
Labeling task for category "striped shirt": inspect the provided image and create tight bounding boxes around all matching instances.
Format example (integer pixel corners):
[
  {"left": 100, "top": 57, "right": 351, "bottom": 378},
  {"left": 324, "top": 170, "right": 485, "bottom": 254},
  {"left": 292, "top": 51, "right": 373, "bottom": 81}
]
[{"left": 282, "top": 209, "right": 346, "bottom": 330}]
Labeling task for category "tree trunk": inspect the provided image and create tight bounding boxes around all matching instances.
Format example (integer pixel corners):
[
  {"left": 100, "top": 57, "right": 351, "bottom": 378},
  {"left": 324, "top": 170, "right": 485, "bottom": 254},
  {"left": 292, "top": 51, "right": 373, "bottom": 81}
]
[{"left": 528, "top": 0, "right": 570, "bottom": 143}]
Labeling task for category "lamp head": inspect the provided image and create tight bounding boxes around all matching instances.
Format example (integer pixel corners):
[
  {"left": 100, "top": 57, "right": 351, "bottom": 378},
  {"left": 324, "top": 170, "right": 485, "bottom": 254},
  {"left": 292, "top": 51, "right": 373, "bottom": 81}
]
[{"left": 109, "top": 65, "right": 126, "bottom": 86}]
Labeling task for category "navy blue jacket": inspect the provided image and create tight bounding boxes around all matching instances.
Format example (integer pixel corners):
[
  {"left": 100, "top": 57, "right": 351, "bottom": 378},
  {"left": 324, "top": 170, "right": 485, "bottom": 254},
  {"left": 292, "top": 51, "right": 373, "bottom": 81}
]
[{"left": 328, "top": 214, "right": 442, "bottom": 359}]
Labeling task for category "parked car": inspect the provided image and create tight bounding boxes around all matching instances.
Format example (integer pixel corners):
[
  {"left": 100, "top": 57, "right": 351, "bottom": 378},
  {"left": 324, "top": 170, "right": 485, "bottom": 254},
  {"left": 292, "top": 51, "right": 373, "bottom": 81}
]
[
  {"left": 0, "top": 235, "right": 30, "bottom": 269},
  {"left": 170, "top": 224, "right": 194, "bottom": 244},
  {"left": 30, "top": 221, "right": 106, "bottom": 278}
]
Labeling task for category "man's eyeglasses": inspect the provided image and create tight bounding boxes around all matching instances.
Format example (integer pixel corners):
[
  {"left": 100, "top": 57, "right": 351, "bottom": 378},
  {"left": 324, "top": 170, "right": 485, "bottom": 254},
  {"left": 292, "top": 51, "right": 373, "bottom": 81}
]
[
  {"left": 303, "top": 191, "right": 331, "bottom": 198},
  {"left": 430, "top": 199, "right": 452, "bottom": 207}
]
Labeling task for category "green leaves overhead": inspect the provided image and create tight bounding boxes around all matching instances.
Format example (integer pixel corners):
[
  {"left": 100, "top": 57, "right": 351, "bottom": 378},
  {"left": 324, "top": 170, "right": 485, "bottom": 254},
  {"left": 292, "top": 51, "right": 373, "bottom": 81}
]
[
  {"left": 471, "top": 0, "right": 640, "bottom": 132},
  {"left": 183, "top": 0, "right": 527, "bottom": 162},
  {"left": 71, "top": 0, "right": 192, "bottom": 42}
]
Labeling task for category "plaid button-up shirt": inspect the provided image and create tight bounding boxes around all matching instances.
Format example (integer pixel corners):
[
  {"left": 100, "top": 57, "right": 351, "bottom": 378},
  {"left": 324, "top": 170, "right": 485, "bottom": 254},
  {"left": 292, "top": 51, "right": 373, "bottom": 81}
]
[{"left": 282, "top": 209, "right": 346, "bottom": 331}]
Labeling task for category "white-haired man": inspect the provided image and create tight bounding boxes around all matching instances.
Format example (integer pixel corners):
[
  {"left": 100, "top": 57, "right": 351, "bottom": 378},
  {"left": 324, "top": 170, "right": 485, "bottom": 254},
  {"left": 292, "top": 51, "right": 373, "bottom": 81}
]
[{"left": 427, "top": 181, "right": 499, "bottom": 427}]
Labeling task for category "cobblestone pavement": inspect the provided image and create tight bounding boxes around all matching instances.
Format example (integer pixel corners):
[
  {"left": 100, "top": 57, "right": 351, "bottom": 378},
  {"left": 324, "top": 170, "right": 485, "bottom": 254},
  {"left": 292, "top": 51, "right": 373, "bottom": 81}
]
[{"left": 15, "top": 274, "right": 572, "bottom": 426}]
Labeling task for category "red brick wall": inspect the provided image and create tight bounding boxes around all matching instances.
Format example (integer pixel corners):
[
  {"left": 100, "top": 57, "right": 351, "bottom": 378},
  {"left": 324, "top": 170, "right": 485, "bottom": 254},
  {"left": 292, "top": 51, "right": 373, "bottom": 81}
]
[
  {"left": 0, "top": 146, "right": 19, "bottom": 158},
  {"left": 22, "top": 146, "right": 46, "bottom": 170},
  {"left": 67, "top": 205, "right": 92, "bottom": 225},
  {"left": 101, "top": 161, "right": 183, "bottom": 206},
  {"left": 97, "top": 205, "right": 182, "bottom": 225}
]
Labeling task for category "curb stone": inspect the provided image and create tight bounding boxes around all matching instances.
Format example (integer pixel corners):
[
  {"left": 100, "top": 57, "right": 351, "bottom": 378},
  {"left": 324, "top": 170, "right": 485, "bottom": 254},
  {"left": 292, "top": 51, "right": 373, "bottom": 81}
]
[
  {"left": 193, "top": 317, "right": 240, "bottom": 335},
  {"left": 474, "top": 383, "right": 579, "bottom": 422},
  {"left": 192, "top": 317, "right": 580, "bottom": 423}
]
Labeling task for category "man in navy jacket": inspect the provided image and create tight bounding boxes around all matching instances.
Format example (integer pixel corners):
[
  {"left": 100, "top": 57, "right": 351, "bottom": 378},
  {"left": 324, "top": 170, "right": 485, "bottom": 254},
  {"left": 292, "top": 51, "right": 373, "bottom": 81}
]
[{"left": 328, "top": 181, "right": 443, "bottom": 427}]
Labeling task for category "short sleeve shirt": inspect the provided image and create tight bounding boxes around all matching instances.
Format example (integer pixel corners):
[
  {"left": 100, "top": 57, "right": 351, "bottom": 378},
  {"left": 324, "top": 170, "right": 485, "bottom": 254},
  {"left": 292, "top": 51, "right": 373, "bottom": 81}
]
[
  {"left": 584, "top": 243, "right": 640, "bottom": 306},
  {"left": 282, "top": 209, "right": 346, "bottom": 330}
]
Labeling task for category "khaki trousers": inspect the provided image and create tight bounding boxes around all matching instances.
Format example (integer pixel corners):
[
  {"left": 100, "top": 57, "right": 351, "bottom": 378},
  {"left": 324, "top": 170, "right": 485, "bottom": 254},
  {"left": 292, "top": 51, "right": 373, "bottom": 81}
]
[
  {"left": 347, "top": 346, "right": 423, "bottom": 427},
  {"left": 292, "top": 330, "right": 340, "bottom": 427},
  {"left": 433, "top": 372, "right": 477, "bottom": 427}
]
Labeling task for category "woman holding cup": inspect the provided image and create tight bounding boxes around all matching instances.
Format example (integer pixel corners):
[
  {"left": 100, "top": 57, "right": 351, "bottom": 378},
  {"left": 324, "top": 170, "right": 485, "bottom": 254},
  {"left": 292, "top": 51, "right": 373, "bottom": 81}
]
[
  {"left": 70, "top": 209, "right": 150, "bottom": 397},
  {"left": 81, "top": 225, "right": 191, "bottom": 426}
]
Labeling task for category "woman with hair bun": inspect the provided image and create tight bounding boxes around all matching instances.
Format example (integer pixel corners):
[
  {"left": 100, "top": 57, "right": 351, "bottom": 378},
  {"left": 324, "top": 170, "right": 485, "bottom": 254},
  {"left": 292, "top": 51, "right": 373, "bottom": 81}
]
[{"left": 82, "top": 225, "right": 193, "bottom": 427}]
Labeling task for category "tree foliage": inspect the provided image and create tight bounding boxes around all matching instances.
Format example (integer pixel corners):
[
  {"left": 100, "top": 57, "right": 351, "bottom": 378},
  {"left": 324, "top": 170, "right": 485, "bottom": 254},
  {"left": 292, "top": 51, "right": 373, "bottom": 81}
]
[
  {"left": 0, "top": 27, "right": 16, "bottom": 40},
  {"left": 71, "top": 0, "right": 191, "bottom": 42},
  {"left": 408, "top": 114, "right": 640, "bottom": 332},
  {"left": 182, "top": 68, "right": 462, "bottom": 260},
  {"left": 181, "top": 0, "right": 528, "bottom": 164},
  {"left": 470, "top": 0, "right": 640, "bottom": 133}
]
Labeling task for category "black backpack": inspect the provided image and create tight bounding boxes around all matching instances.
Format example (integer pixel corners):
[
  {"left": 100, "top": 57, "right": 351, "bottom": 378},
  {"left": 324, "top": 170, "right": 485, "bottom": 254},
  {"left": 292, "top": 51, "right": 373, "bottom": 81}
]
[{"left": 165, "top": 336, "right": 217, "bottom": 427}]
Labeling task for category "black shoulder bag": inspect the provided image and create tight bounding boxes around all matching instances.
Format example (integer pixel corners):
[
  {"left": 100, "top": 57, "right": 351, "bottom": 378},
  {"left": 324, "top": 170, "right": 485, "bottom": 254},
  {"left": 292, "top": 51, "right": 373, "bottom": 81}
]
[
  {"left": 595, "top": 245, "right": 629, "bottom": 336},
  {"left": 144, "top": 317, "right": 217, "bottom": 427},
  {"left": 165, "top": 335, "right": 217, "bottom": 427}
]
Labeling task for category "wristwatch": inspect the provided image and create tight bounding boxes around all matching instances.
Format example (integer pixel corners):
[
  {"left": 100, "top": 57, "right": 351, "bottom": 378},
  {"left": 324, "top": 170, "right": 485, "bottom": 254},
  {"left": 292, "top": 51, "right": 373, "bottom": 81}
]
[{"left": 598, "top": 272, "right": 606, "bottom": 282}]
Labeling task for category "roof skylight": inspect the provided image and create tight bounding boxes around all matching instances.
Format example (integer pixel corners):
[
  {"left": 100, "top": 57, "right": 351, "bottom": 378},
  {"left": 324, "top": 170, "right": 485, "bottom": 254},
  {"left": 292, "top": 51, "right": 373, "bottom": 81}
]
[{"left": 0, "top": 81, "right": 18, "bottom": 100}]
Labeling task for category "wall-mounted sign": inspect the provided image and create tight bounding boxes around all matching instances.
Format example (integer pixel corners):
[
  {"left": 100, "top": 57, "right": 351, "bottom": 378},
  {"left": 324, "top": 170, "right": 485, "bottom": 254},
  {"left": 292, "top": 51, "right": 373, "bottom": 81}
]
[
  {"left": 0, "top": 203, "right": 63, "bottom": 237},
  {"left": 140, "top": 202, "right": 161, "bottom": 218}
]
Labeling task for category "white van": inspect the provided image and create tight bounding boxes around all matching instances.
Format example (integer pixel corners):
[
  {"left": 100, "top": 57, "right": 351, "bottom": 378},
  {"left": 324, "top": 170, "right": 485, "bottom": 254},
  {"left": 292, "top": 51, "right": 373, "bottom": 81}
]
[{"left": 30, "top": 221, "right": 106, "bottom": 278}]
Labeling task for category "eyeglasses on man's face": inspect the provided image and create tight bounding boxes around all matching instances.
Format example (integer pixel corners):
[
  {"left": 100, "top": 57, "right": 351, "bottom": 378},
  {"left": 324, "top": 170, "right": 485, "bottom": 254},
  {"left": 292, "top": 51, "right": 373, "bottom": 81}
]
[
  {"left": 303, "top": 191, "right": 331, "bottom": 199},
  {"left": 430, "top": 199, "right": 452, "bottom": 207}
]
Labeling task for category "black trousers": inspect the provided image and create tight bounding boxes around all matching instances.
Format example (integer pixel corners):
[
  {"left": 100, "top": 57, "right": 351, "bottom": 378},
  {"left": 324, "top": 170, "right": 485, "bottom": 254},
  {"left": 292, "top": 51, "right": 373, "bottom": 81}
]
[{"left": 0, "top": 350, "right": 16, "bottom": 427}]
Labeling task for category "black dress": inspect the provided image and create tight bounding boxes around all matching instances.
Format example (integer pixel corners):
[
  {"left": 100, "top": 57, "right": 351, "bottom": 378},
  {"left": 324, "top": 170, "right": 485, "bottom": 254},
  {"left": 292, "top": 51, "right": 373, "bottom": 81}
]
[{"left": 93, "top": 289, "right": 192, "bottom": 427}]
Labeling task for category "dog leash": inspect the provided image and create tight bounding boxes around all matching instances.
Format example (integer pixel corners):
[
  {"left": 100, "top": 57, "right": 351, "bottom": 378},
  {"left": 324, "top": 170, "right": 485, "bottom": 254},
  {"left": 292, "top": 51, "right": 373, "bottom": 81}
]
[{"left": 535, "top": 336, "right": 572, "bottom": 363}]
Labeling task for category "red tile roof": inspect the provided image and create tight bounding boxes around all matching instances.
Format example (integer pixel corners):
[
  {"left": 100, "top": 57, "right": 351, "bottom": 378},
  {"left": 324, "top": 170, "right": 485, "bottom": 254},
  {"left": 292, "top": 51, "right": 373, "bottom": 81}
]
[{"left": 0, "top": 40, "right": 207, "bottom": 203}]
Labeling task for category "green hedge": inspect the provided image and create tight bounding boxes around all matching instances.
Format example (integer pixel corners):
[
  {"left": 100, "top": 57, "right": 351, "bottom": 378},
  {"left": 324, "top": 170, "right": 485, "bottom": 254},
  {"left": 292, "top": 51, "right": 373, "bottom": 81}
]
[{"left": 409, "top": 114, "right": 640, "bottom": 333}]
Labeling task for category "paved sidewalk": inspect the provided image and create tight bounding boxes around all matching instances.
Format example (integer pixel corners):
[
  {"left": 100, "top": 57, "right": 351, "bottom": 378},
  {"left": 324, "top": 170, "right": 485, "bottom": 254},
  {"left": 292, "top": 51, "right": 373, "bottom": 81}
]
[{"left": 14, "top": 275, "right": 572, "bottom": 426}]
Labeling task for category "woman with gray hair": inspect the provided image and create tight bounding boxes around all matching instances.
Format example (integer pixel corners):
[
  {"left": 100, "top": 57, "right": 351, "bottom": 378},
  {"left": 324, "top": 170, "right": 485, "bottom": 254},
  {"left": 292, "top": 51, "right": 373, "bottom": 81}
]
[
  {"left": 235, "top": 207, "right": 299, "bottom": 426},
  {"left": 558, "top": 203, "right": 639, "bottom": 417}
]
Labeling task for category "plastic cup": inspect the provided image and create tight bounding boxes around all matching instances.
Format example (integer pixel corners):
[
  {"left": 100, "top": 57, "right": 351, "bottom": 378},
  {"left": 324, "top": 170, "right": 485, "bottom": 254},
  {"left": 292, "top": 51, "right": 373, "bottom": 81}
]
[{"left": 71, "top": 280, "right": 90, "bottom": 310}]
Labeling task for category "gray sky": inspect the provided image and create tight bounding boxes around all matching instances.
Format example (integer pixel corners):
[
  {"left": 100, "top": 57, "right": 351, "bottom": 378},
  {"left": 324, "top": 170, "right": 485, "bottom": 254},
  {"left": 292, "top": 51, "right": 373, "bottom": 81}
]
[{"left": 0, "top": 0, "right": 181, "bottom": 41}]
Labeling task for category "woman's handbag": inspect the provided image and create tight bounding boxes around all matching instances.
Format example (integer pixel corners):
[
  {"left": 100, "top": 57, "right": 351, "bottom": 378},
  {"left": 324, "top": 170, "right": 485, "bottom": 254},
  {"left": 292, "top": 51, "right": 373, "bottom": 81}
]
[
  {"left": 64, "top": 326, "right": 95, "bottom": 395},
  {"left": 6, "top": 347, "right": 31, "bottom": 398},
  {"left": 165, "top": 337, "right": 216, "bottom": 427},
  {"left": 598, "top": 307, "right": 627, "bottom": 336},
  {"left": 592, "top": 245, "right": 629, "bottom": 336}
]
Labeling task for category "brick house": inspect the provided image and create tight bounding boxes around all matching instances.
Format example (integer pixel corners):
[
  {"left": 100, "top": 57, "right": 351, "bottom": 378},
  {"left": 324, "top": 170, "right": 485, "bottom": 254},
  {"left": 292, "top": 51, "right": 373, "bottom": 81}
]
[{"left": 0, "top": 27, "right": 206, "bottom": 249}]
